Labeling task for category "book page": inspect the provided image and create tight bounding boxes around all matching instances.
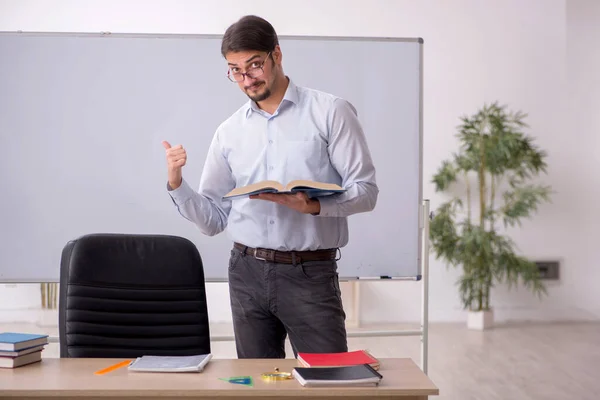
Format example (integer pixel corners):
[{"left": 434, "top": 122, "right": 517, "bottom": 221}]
[
  {"left": 224, "top": 180, "right": 284, "bottom": 198},
  {"left": 285, "top": 180, "right": 344, "bottom": 191}
]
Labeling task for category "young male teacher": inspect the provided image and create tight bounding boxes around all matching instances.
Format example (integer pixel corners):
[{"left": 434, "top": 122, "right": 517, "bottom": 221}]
[{"left": 163, "top": 15, "right": 378, "bottom": 359}]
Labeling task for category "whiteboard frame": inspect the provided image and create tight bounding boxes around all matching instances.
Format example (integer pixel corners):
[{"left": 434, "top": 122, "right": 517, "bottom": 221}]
[{"left": 0, "top": 31, "right": 424, "bottom": 283}]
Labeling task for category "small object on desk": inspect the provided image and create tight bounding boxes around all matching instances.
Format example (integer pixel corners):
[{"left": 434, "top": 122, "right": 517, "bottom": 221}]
[
  {"left": 0, "top": 350, "right": 43, "bottom": 369},
  {"left": 0, "top": 344, "right": 45, "bottom": 358},
  {"left": 297, "top": 349, "right": 380, "bottom": 370},
  {"left": 94, "top": 360, "right": 132, "bottom": 375},
  {"left": 0, "top": 332, "right": 49, "bottom": 352},
  {"left": 128, "top": 354, "right": 212, "bottom": 373},
  {"left": 0, "top": 332, "right": 48, "bottom": 369},
  {"left": 219, "top": 376, "right": 254, "bottom": 387},
  {"left": 292, "top": 364, "right": 383, "bottom": 387},
  {"left": 261, "top": 367, "right": 293, "bottom": 381}
]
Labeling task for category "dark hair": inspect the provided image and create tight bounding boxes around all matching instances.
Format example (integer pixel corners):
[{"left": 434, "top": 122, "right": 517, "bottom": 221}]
[{"left": 221, "top": 15, "right": 279, "bottom": 57}]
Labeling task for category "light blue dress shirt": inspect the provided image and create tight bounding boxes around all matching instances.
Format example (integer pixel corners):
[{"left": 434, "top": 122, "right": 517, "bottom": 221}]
[{"left": 168, "top": 78, "right": 378, "bottom": 251}]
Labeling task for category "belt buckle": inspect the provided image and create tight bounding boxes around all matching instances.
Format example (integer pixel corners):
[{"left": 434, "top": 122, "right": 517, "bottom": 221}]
[{"left": 254, "top": 248, "right": 267, "bottom": 261}]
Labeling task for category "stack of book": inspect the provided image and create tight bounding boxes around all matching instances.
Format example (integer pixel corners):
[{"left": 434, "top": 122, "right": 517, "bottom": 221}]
[
  {"left": 293, "top": 350, "right": 383, "bottom": 387},
  {"left": 0, "top": 332, "right": 49, "bottom": 369}
]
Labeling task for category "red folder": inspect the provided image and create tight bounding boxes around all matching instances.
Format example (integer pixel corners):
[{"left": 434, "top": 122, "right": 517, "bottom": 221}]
[{"left": 297, "top": 350, "right": 380, "bottom": 370}]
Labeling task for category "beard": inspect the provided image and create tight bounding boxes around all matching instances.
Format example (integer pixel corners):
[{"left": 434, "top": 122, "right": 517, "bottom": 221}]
[{"left": 245, "top": 81, "right": 272, "bottom": 102}]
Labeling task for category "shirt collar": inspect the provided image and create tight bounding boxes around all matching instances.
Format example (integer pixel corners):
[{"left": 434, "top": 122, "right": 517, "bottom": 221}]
[{"left": 245, "top": 77, "right": 298, "bottom": 118}]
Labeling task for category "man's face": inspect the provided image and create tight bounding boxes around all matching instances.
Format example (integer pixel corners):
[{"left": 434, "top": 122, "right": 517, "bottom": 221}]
[{"left": 226, "top": 50, "right": 277, "bottom": 102}]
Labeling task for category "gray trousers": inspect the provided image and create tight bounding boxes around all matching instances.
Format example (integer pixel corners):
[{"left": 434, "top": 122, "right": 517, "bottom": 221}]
[{"left": 227, "top": 246, "right": 348, "bottom": 358}]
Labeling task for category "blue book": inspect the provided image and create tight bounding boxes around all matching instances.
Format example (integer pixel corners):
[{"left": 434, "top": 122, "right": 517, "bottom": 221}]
[
  {"left": 223, "top": 179, "right": 345, "bottom": 200},
  {"left": 0, "top": 332, "right": 49, "bottom": 352}
]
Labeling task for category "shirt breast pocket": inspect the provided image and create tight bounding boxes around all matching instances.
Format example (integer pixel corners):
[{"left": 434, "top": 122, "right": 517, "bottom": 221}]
[{"left": 280, "top": 139, "right": 327, "bottom": 181}]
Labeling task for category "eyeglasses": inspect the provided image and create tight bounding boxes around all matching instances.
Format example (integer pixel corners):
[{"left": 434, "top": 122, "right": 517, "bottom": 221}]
[{"left": 227, "top": 52, "right": 271, "bottom": 82}]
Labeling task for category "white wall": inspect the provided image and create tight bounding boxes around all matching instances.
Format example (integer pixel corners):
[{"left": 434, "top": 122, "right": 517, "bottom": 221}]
[
  {"left": 0, "top": 0, "right": 597, "bottom": 323},
  {"left": 566, "top": 0, "right": 600, "bottom": 319}
]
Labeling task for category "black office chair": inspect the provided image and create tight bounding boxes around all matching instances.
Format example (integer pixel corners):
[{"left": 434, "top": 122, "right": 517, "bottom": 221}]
[{"left": 58, "top": 233, "right": 211, "bottom": 358}]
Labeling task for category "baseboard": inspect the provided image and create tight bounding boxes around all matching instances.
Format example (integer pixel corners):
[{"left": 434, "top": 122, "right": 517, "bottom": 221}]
[
  {"left": 360, "top": 305, "right": 600, "bottom": 324},
  {"left": 493, "top": 306, "right": 600, "bottom": 322},
  {"left": 0, "top": 308, "right": 59, "bottom": 326}
]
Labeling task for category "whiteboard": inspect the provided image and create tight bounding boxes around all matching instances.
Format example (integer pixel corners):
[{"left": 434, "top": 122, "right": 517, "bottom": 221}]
[{"left": 0, "top": 32, "right": 423, "bottom": 282}]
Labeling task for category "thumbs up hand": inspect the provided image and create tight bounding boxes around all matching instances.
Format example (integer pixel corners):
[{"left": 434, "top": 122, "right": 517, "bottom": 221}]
[{"left": 162, "top": 141, "right": 187, "bottom": 190}]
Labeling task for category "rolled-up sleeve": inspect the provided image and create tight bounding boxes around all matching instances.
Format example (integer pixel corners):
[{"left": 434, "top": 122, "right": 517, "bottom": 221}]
[{"left": 317, "top": 98, "right": 378, "bottom": 217}]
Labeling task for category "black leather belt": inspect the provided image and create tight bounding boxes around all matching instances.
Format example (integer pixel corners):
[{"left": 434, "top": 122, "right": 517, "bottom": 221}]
[{"left": 233, "top": 242, "right": 337, "bottom": 264}]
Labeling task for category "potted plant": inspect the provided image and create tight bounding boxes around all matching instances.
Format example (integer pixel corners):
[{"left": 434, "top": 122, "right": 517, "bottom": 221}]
[
  {"left": 37, "top": 282, "right": 58, "bottom": 327},
  {"left": 429, "top": 102, "right": 552, "bottom": 330}
]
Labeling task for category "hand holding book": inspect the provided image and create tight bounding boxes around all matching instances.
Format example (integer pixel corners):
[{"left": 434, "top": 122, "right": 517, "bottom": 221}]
[
  {"left": 223, "top": 179, "right": 345, "bottom": 215},
  {"left": 251, "top": 192, "right": 321, "bottom": 215}
]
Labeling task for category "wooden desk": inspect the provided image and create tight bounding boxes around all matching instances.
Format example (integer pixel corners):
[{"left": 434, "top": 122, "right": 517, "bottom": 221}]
[{"left": 0, "top": 357, "right": 438, "bottom": 399}]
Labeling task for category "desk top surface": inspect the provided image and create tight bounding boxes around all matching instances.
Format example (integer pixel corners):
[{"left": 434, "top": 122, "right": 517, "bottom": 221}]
[{"left": 0, "top": 357, "right": 438, "bottom": 397}]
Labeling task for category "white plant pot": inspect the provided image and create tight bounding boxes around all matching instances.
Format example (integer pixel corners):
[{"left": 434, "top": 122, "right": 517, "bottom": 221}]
[{"left": 467, "top": 309, "right": 494, "bottom": 330}]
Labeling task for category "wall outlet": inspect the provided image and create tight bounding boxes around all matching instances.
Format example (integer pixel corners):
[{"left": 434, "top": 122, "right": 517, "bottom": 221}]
[{"left": 535, "top": 261, "right": 559, "bottom": 280}]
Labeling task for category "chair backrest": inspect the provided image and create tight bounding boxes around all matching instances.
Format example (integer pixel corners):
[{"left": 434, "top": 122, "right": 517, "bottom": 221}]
[{"left": 59, "top": 233, "right": 211, "bottom": 358}]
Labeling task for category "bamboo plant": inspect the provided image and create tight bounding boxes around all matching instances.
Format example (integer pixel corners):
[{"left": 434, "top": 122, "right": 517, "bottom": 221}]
[
  {"left": 429, "top": 102, "right": 552, "bottom": 312},
  {"left": 40, "top": 282, "right": 58, "bottom": 309}
]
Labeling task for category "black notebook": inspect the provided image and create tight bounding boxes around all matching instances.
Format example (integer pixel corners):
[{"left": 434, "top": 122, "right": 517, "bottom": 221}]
[{"left": 292, "top": 364, "right": 383, "bottom": 387}]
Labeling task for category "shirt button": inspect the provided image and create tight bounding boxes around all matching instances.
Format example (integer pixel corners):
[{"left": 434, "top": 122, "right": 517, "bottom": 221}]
[
  {"left": 270, "top": 220, "right": 275, "bottom": 225},
  {"left": 269, "top": 140, "right": 273, "bottom": 144},
  {"left": 269, "top": 166, "right": 274, "bottom": 170}
]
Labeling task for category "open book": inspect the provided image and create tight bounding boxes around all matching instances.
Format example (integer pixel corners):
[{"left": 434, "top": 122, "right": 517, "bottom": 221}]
[{"left": 223, "top": 180, "right": 345, "bottom": 200}]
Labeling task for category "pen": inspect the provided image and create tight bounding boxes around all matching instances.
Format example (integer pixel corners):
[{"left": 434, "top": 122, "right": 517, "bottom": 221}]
[{"left": 94, "top": 360, "right": 132, "bottom": 375}]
